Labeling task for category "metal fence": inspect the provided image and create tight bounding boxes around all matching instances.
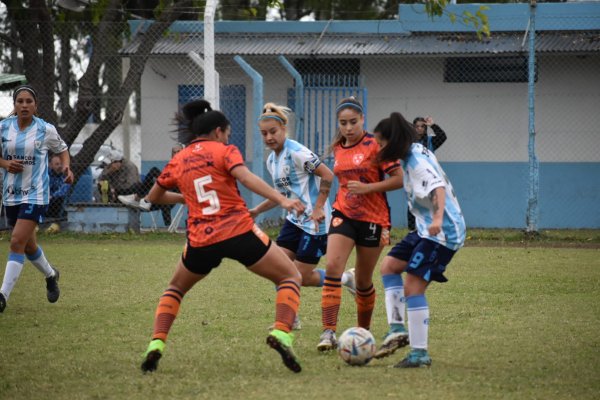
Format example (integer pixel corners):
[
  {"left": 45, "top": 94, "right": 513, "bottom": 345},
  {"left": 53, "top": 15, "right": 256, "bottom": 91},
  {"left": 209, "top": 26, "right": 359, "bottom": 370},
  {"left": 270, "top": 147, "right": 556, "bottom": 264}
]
[{"left": 1, "top": 8, "right": 599, "bottom": 231}]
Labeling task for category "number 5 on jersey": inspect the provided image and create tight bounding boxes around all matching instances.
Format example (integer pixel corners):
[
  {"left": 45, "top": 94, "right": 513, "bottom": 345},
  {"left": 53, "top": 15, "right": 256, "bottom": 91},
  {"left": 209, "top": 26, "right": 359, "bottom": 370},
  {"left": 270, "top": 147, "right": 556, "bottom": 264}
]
[{"left": 194, "top": 175, "right": 221, "bottom": 215}]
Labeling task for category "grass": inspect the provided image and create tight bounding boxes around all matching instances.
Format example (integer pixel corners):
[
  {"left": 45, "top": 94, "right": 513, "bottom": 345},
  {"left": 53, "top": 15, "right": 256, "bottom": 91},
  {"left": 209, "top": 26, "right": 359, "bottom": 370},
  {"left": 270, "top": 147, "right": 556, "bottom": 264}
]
[{"left": 0, "top": 235, "right": 599, "bottom": 399}]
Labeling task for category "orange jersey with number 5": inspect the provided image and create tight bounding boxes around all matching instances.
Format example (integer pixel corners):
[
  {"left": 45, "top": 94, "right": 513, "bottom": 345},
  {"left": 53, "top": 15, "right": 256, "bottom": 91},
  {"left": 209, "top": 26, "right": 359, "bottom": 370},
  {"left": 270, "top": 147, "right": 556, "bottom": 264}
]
[
  {"left": 332, "top": 132, "right": 400, "bottom": 227},
  {"left": 157, "top": 138, "right": 254, "bottom": 247}
]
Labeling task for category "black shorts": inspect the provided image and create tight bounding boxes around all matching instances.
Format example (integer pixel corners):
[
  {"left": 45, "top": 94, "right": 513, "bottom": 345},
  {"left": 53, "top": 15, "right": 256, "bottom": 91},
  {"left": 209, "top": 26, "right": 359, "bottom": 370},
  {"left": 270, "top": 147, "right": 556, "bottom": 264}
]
[
  {"left": 4, "top": 204, "right": 47, "bottom": 227},
  {"left": 328, "top": 209, "right": 390, "bottom": 248},
  {"left": 276, "top": 220, "right": 327, "bottom": 264},
  {"left": 182, "top": 227, "right": 272, "bottom": 275}
]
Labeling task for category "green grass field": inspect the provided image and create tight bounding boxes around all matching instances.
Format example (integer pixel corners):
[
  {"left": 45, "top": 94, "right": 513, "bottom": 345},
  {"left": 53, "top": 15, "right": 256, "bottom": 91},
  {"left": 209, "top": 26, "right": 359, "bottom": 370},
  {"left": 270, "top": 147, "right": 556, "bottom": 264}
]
[{"left": 0, "top": 233, "right": 599, "bottom": 399}]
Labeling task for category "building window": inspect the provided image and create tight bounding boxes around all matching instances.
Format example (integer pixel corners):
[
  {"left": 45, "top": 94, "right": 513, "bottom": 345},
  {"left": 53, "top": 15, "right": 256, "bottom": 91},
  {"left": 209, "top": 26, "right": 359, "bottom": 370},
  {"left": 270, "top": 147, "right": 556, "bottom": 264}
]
[
  {"left": 294, "top": 58, "right": 361, "bottom": 87},
  {"left": 444, "top": 56, "right": 536, "bottom": 83}
]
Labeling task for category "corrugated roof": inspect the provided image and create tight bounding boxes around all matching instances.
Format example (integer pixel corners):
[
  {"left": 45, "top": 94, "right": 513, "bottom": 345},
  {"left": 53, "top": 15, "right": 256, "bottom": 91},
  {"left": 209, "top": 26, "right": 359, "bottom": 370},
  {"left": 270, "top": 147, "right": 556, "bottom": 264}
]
[
  {"left": 0, "top": 73, "right": 27, "bottom": 88},
  {"left": 121, "top": 31, "right": 600, "bottom": 56}
]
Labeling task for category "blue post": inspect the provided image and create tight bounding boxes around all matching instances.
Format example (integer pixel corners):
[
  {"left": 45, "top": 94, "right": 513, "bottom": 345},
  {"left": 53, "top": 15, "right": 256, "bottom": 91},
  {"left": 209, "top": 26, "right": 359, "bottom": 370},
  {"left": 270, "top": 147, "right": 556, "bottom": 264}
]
[
  {"left": 526, "top": 0, "right": 539, "bottom": 233},
  {"left": 277, "top": 56, "right": 304, "bottom": 143},
  {"left": 233, "top": 56, "right": 264, "bottom": 215}
]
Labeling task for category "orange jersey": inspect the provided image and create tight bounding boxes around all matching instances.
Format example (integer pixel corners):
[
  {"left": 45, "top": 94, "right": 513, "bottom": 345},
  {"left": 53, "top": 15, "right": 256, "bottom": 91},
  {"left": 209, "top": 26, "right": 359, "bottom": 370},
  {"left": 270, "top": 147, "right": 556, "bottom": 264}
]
[
  {"left": 332, "top": 132, "right": 400, "bottom": 227},
  {"left": 157, "top": 139, "right": 254, "bottom": 247}
]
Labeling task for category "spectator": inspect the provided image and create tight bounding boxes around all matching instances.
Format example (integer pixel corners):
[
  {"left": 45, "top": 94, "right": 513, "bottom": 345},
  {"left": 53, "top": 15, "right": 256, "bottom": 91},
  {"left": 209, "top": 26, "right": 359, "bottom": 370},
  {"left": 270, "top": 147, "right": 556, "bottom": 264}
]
[
  {"left": 47, "top": 154, "right": 71, "bottom": 220},
  {"left": 407, "top": 116, "right": 448, "bottom": 231},
  {"left": 97, "top": 149, "right": 140, "bottom": 204}
]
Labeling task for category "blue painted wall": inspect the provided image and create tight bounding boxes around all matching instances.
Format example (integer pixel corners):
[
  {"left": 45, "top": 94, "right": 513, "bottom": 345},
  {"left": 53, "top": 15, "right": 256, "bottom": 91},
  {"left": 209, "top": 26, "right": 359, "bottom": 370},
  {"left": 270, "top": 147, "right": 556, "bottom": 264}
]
[{"left": 143, "top": 160, "right": 600, "bottom": 229}]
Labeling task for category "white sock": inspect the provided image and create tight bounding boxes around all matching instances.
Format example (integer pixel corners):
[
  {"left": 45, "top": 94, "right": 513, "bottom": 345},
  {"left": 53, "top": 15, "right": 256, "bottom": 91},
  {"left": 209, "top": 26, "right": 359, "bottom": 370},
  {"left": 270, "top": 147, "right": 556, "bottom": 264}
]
[
  {"left": 1, "top": 253, "right": 26, "bottom": 300},
  {"left": 382, "top": 274, "right": 406, "bottom": 328},
  {"left": 406, "top": 294, "right": 429, "bottom": 350},
  {"left": 26, "top": 246, "right": 54, "bottom": 278}
]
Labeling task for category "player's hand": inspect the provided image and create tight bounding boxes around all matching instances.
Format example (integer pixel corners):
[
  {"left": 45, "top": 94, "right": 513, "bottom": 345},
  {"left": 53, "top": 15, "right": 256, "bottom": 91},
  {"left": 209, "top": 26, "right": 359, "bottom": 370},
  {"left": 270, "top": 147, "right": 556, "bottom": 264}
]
[
  {"left": 6, "top": 159, "right": 24, "bottom": 174},
  {"left": 248, "top": 207, "right": 259, "bottom": 219},
  {"left": 280, "top": 198, "right": 305, "bottom": 216},
  {"left": 425, "top": 116, "right": 434, "bottom": 126},
  {"left": 308, "top": 207, "right": 325, "bottom": 233},
  {"left": 347, "top": 180, "right": 371, "bottom": 194},
  {"left": 63, "top": 166, "right": 74, "bottom": 184},
  {"left": 428, "top": 221, "right": 442, "bottom": 236}
]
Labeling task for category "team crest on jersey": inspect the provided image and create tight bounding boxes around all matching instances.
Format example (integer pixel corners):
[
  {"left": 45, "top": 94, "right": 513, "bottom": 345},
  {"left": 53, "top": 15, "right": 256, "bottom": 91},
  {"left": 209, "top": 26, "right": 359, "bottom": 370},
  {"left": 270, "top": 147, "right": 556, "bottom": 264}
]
[
  {"left": 332, "top": 217, "right": 343, "bottom": 227},
  {"left": 283, "top": 165, "right": 290, "bottom": 175},
  {"left": 352, "top": 153, "right": 364, "bottom": 166},
  {"left": 34, "top": 140, "right": 42, "bottom": 149},
  {"left": 193, "top": 143, "right": 203, "bottom": 152}
]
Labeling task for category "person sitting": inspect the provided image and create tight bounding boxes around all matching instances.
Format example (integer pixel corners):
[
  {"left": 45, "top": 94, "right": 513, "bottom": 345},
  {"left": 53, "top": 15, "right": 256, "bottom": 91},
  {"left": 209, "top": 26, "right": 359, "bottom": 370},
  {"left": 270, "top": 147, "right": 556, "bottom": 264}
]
[{"left": 47, "top": 154, "right": 71, "bottom": 220}]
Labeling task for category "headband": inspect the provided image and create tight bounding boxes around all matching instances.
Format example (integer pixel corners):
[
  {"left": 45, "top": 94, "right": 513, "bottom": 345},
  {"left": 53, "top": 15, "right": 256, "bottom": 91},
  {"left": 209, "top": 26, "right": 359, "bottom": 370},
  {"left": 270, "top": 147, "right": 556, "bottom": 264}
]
[
  {"left": 336, "top": 102, "right": 363, "bottom": 114},
  {"left": 13, "top": 86, "right": 37, "bottom": 103},
  {"left": 259, "top": 115, "right": 286, "bottom": 125}
]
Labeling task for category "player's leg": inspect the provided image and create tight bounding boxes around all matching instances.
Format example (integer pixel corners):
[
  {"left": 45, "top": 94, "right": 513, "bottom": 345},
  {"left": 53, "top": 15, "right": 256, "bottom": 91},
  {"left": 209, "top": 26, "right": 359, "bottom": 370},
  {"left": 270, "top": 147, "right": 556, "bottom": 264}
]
[
  {"left": 318, "top": 233, "right": 355, "bottom": 351},
  {"left": 248, "top": 237, "right": 303, "bottom": 373},
  {"left": 0, "top": 208, "right": 38, "bottom": 312},
  {"left": 353, "top": 244, "right": 383, "bottom": 331},
  {"left": 375, "top": 232, "right": 420, "bottom": 358},
  {"left": 24, "top": 223, "right": 60, "bottom": 303},
  {"left": 141, "top": 249, "right": 209, "bottom": 373}
]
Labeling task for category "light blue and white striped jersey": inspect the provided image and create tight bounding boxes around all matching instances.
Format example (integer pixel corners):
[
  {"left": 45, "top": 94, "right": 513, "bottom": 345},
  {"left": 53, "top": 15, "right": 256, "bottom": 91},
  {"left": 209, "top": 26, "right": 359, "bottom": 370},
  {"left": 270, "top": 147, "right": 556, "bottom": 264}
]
[
  {"left": 402, "top": 143, "right": 466, "bottom": 250},
  {"left": 1, "top": 116, "right": 68, "bottom": 206},
  {"left": 266, "top": 139, "right": 332, "bottom": 236}
]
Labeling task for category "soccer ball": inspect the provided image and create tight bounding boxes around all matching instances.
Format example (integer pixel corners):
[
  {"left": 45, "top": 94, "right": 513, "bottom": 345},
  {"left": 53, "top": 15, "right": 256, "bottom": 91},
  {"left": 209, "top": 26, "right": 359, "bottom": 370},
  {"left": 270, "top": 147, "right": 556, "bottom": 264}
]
[{"left": 337, "top": 327, "right": 376, "bottom": 366}]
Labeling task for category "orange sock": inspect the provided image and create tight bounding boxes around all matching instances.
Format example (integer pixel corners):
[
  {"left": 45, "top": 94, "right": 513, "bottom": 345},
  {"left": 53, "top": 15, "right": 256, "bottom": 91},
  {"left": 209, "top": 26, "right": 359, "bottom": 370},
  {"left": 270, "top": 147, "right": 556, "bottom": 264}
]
[
  {"left": 273, "top": 280, "right": 301, "bottom": 333},
  {"left": 356, "top": 285, "right": 376, "bottom": 330},
  {"left": 321, "top": 276, "right": 342, "bottom": 331},
  {"left": 152, "top": 288, "right": 184, "bottom": 342}
]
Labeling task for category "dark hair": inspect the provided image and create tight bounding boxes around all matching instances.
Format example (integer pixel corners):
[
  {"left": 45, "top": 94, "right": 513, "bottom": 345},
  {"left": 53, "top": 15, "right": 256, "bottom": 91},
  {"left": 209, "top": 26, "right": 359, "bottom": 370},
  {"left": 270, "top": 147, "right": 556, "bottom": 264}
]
[
  {"left": 175, "top": 99, "right": 230, "bottom": 145},
  {"left": 373, "top": 112, "right": 416, "bottom": 162},
  {"left": 327, "top": 96, "right": 365, "bottom": 154},
  {"left": 13, "top": 85, "right": 37, "bottom": 103},
  {"left": 413, "top": 116, "right": 425, "bottom": 125}
]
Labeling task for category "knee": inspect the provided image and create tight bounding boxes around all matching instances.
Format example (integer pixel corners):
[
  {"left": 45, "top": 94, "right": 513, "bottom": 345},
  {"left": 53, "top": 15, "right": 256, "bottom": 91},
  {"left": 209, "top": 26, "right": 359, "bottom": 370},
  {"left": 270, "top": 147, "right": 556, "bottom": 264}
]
[{"left": 9, "top": 237, "right": 27, "bottom": 253}]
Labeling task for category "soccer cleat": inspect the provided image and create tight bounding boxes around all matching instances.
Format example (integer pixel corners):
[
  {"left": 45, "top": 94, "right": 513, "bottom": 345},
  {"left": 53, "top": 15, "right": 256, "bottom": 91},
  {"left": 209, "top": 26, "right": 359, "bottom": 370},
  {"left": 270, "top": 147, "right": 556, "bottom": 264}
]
[
  {"left": 137, "top": 198, "right": 152, "bottom": 212},
  {"left": 343, "top": 268, "right": 356, "bottom": 297},
  {"left": 46, "top": 268, "right": 60, "bottom": 303},
  {"left": 0, "top": 292, "right": 6, "bottom": 313},
  {"left": 267, "top": 329, "right": 302, "bottom": 373},
  {"left": 118, "top": 194, "right": 139, "bottom": 208},
  {"left": 141, "top": 339, "right": 165, "bottom": 373},
  {"left": 394, "top": 348, "right": 432, "bottom": 368},
  {"left": 317, "top": 329, "right": 338, "bottom": 352},
  {"left": 374, "top": 329, "right": 409, "bottom": 359}
]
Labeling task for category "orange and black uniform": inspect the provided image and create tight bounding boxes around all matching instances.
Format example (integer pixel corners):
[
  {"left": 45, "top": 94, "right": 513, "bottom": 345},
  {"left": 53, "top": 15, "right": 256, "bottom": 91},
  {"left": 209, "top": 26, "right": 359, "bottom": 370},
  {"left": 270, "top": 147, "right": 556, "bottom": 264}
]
[
  {"left": 322, "top": 132, "right": 400, "bottom": 332},
  {"left": 158, "top": 138, "right": 255, "bottom": 247},
  {"left": 150, "top": 138, "right": 300, "bottom": 343}
]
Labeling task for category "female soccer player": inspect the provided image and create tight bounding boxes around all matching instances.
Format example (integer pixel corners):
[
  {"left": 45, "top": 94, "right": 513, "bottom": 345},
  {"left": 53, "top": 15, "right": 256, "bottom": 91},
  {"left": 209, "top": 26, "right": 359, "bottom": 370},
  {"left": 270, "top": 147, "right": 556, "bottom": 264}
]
[
  {"left": 141, "top": 100, "right": 306, "bottom": 373},
  {"left": 249, "top": 103, "right": 355, "bottom": 329},
  {"left": 0, "top": 85, "right": 73, "bottom": 313},
  {"left": 317, "top": 97, "right": 403, "bottom": 351},
  {"left": 372, "top": 112, "right": 466, "bottom": 368}
]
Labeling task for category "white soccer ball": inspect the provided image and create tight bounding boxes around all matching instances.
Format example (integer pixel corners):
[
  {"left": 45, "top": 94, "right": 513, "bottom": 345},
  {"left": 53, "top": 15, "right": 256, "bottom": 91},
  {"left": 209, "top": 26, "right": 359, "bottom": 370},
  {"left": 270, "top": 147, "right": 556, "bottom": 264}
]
[{"left": 337, "top": 327, "right": 376, "bottom": 366}]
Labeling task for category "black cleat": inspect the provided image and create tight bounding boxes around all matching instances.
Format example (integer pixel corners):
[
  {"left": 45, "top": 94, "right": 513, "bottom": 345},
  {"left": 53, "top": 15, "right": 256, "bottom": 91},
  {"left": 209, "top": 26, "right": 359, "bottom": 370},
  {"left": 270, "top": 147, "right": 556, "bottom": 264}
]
[
  {"left": 46, "top": 268, "right": 60, "bottom": 303},
  {"left": 0, "top": 292, "right": 6, "bottom": 313},
  {"left": 141, "top": 350, "right": 162, "bottom": 373}
]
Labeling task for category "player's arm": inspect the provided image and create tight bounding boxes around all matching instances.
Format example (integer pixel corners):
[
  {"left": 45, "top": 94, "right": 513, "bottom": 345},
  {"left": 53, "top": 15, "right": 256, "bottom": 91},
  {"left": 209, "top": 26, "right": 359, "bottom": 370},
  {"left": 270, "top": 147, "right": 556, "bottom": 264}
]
[
  {"left": 347, "top": 167, "right": 403, "bottom": 195},
  {"left": 307, "top": 163, "right": 333, "bottom": 231},
  {"left": 249, "top": 199, "right": 278, "bottom": 219},
  {"left": 428, "top": 187, "right": 446, "bottom": 236},
  {"left": 231, "top": 165, "right": 305, "bottom": 215},
  {"left": 57, "top": 150, "right": 74, "bottom": 184},
  {"left": 146, "top": 182, "right": 185, "bottom": 205}
]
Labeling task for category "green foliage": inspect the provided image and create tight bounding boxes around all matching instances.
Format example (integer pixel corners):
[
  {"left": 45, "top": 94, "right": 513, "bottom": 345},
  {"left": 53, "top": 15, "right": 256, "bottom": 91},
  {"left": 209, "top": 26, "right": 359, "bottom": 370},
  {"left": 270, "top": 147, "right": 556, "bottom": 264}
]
[{"left": 0, "top": 240, "right": 598, "bottom": 399}]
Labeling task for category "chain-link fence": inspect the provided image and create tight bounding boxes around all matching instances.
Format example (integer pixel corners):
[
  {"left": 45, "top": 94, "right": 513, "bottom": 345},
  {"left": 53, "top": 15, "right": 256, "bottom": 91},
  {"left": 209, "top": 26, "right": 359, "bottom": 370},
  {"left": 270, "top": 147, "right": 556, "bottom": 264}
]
[{"left": 2, "top": 4, "right": 599, "bottom": 231}]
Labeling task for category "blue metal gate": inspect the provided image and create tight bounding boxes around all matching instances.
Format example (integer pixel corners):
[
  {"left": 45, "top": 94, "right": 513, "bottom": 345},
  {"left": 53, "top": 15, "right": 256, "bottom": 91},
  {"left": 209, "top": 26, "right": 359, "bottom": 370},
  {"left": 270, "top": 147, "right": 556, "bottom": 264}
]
[
  {"left": 178, "top": 84, "right": 246, "bottom": 153},
  {"left": 288, "top": 74, "right": 367, "bottom": 161}
]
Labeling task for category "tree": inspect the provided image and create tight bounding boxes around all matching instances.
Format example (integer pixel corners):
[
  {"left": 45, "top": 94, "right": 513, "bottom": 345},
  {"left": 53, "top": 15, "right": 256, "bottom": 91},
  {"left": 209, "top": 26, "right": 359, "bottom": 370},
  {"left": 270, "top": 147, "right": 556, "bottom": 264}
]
[{"left": 0, "top": 0, "right": 200, "bottom": 180}]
